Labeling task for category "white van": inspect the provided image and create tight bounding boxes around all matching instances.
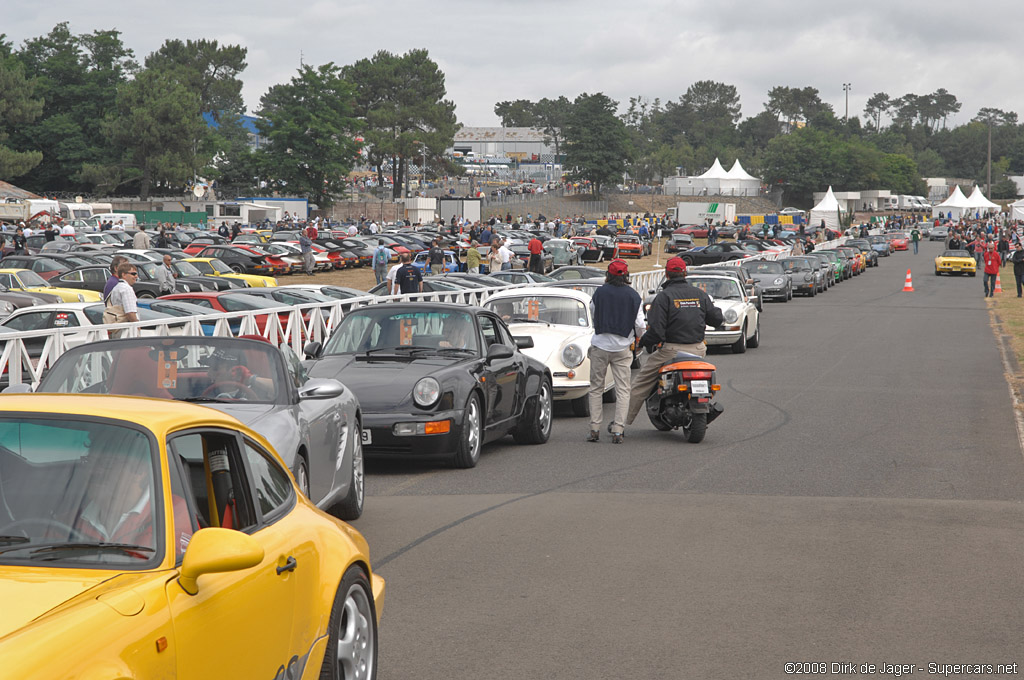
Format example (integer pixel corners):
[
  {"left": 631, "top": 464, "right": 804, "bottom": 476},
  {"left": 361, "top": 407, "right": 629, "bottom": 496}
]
[
  {"left": 88, "top": 212, "right": 137, "bottom": 229},
  {"left": 58, "top": 202, "right": 93, "bottom": 221}
]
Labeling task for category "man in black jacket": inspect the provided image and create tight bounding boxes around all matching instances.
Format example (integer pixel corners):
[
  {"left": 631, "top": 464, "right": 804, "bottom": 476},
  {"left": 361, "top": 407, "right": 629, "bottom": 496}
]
[
  {"left": 1011, "top": 241, "right": 1024, "bottom": 298},
  {"left": 625, "top": 256, "right": 724, "bottom": 427}
]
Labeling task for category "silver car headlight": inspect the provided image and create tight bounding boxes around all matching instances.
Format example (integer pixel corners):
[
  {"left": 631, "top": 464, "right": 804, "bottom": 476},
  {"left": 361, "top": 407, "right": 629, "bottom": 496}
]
[
  {"left": 562, "top": 344, "right": 584, "bottom": 368},
  {"left": 723, "top": 308, "right": 739, "bottom": 324},
  {"left": 804, "top": 273, "right": 813, "bottom": 282},
  {"left": 773, "top": 277, "right": 784, "bottom": 286},
  {"left": 181, "top": 283, "right": 191, "bottom": 292},
  {"left": 0, "top": 302, "right": 13, "bottom": 315},
  {"left": 413, "top": 377, "right": 441, "bottom": 407}
]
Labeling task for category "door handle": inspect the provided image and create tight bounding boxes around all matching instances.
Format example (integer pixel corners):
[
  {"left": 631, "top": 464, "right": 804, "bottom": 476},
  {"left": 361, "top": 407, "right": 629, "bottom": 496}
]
[{"left": 276, "top": 556, "right": 297, "bottom": 575}]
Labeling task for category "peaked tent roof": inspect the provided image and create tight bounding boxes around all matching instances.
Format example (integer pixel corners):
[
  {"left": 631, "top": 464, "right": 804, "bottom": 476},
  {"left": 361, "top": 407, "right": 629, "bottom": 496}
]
[
  {"left": 810, "top": 186, "right": 844, "bottom": 212},
  {"left": 697, "top": 158, "right": 729, "bottom": 179},
  {"left": 964, "top": 186, "right": 1000, "bottom": 209},
  {"left": 725, "top": 160, "right": 759, "bottom": 181},
  {"left": 935, "top": 185, "right": 971, "bottom": 208}
]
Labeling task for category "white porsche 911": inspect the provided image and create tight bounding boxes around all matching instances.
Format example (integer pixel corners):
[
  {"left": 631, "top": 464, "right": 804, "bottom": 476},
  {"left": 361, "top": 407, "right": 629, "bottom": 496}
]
[
  {"left": 483, "top": 286, "right": 613, "bottom": 416},
  {"left": 686, "top": 274, "right": 761, "bottom": 353}
]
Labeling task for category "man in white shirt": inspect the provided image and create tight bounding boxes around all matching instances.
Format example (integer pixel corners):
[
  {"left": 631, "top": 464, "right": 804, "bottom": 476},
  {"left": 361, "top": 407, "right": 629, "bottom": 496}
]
[
  {"left": 497, "top": 239, "right": 514, "bottom": 270},
  {"left": 61, "top": 222, "right": 75, "bottom": 236},
  {"left": 347, "top": 224, "right": 358, "bottom": 236},
  {"left": 133, "top": 224, "right": 151, "bottom": 249},
  {"left": 386, "top": 260, "right": 404, "bottom": 295}
]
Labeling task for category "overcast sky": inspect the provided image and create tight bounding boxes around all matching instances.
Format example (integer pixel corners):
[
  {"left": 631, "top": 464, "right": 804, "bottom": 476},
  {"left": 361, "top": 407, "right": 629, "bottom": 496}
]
[{"left": 7, "top": 0, "right": 1023, "bottom": 129}]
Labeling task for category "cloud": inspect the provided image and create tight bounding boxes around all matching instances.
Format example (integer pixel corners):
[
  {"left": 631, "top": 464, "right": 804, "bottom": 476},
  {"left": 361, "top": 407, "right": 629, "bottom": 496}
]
[{"left": 5, "top": 0, "right": 1024, "bottom": 127}]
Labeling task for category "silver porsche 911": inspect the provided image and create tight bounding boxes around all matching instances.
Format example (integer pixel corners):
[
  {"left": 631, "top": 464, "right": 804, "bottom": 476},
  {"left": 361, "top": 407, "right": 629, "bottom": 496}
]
[{"left": 27, "top": 335, "right": 365, "bottom": 520}]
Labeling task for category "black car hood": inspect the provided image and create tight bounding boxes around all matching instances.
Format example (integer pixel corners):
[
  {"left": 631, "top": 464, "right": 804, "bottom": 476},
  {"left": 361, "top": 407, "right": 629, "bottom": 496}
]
[{"left": 309, "top": 353, "right": 470, "bottom": 411}]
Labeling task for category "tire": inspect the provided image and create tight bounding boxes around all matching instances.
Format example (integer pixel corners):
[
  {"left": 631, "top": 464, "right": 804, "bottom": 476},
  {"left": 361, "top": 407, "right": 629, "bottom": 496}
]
[
  {"left": 318, "top": 566, "right": 378, "bottom": 680},
  {"left": 648, "top": 407, "right": 673, "bottom": 431},
  {"left": 685, "top": 412, "right": 708, "bottom": 443},
  {"left": 969, "top": 272, "right": 976, "bottom": 277},
  {"left": 732, "top": 322, "right": 747, "bottom": 353},
  {"left": 230, "top": 263, "right": 245, "bottom": 273},
  {"left": 295, "top": 457, "right": 310, "bottom": 497},
  {"left": 682, "top": 255, "right": 694, "bottom": 266},
  {"left": 330, "top": 422, "right": 365, "bottom": 521},
  {"left": 514, "top": 378, "right": 553, "bottom": 445},
  {"left": 137, "top": 292, "right": 155, "bottom": 299},
  {"left": 602, "top": 387, "right": 617, "bottom": 403},
  {"left": 935, "top": 269, "right": 940, "bottom": 276},
  {"left": 452, "top": 394, "right": 482, "bottom": 468},
  {"left": 570, "top": 395, "right": 589, "bottom": 417},
  {"left": 747, "top": 321, "right": 760, "bottom": 348}
]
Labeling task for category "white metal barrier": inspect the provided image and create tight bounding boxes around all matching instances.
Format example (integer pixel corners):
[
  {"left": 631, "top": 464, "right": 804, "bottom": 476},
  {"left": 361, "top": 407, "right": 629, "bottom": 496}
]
[{"left": 0, "top": 234, "right": 868, "bottom": 388}]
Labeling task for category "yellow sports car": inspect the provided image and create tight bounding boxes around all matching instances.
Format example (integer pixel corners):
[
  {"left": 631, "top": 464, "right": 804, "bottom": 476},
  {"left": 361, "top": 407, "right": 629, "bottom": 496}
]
[
  {"left": 935, "top": 249, "right": 977, "bottom": 276},
  {"left": 0, "top": 395, "right": 383, "bottom": 679},
  {"left": 0, "top": 268, "right": 102, "bottom": 303},
  {"left": 185, "top": 257, "right": 279, "bottom": 287}
]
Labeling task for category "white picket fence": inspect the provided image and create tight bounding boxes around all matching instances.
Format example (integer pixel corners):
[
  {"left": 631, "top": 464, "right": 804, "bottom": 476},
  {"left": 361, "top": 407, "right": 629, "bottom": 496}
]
[{"left": 0, "top": 234, "right": 863, "bottom": 388}]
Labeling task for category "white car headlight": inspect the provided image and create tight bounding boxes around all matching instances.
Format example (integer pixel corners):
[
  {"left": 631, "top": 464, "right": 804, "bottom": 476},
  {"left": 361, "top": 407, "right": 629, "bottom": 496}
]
[
  {"left": 804, "top": 273, "right": 813, "bottom": 282},
  {"left": 562, "top": 344, "right": 584, "bottom": 368},
  {"left": 773, "top": 277, "right": 784, "bottom": 286},
  {"left": 724, "top": 308, "right": 739, "bottom": 324},
  {"left": 413, "top": 377, "right": 441, "bottom": 407},
  {"left": 181, "top": 283, "right": 191, "bottom": 292},
  {"left": 0, "top": 302, "right": 13, "bottom": 315},
  {"left": 77, "top": 294, "right": 85, "bottom": 302}
]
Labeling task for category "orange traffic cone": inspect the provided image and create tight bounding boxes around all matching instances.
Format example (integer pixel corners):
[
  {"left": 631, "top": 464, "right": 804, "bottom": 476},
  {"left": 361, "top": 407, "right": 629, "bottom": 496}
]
[
  {"left": 902, "top": 269, "right": 914, "bottom": 292},
  {"left": 995, "top": 272, "right": 1003, "bottom": 294}
]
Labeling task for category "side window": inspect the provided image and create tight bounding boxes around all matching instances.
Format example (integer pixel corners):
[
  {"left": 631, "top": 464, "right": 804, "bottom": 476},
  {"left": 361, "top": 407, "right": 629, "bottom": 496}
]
[
  {"left": 478, "top": 315, "right": 500, "bottom": 346},
  {"left": 169, "top": 431, "right": 255, "bottom": 533},
  {"left": 494, "top": 319, "right": 517, "bottom": 349},
  {"left": 279, "top": 344, "right": 307, "bottom": 388},
  {"left": 4, "top": 312, "right": 52, "bottom": 331},
  {"left": 243, "top": 440, "right": 294, "bottom": 522},
  {"left": 62, "top": 270, "right": 84, "bottom": 283},
  {"left": 84, "top": 269, "right": 107, "bottom": 283}
]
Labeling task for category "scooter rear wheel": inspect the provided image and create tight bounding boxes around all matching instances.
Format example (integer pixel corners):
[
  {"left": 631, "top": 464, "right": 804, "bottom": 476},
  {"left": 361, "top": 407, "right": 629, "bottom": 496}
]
[{"left": 685, "top": 413, "right": 708, "bottom": 443}]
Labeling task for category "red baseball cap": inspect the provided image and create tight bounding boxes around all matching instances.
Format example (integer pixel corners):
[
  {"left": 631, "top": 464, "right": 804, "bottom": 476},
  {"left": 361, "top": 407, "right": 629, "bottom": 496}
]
[
  {"left": 666, "top": 257, "right": 687, "bottom": 273},
  {"left": 607, "top": 259, "right": 629, "bottom": 276}
]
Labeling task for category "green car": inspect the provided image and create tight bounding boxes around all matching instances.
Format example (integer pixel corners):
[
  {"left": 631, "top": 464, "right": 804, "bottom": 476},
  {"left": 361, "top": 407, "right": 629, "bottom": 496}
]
[{"left": 817, "top": 249, "right": 845, "bottom": 282}]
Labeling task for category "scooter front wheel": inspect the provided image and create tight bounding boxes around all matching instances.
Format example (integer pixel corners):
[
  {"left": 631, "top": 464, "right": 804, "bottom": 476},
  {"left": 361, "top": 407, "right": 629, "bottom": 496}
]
[{"left": 685, "top": 413, "right": 708, "bottom": 443}]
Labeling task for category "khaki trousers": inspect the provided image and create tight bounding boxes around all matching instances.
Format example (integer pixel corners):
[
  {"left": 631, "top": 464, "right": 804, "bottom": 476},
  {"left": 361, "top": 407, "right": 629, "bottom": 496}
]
[
  {"left": 587, "top": 346, "right": 633, "bottom": 434},
  {"left": 625, "top": 342, "right": 707, "bottom": 425}
]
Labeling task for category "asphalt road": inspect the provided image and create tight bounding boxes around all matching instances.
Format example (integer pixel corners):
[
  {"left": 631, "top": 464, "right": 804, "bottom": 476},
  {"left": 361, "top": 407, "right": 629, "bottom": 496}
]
[{"left": 351, "top": 239, "right": 1024, "bottom": 679}]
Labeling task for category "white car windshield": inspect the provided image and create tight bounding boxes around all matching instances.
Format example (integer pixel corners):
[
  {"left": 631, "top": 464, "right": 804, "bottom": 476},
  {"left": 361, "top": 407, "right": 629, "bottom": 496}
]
[
  {"left": 688, "top": 277, "right": 743, "bottom": 300},
  {"left": 485, "top": 295, "right": 589, "bottom": 327}
]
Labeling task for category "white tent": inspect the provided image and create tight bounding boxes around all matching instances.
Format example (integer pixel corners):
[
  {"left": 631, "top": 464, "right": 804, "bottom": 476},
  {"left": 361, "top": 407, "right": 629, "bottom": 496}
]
[
  {"left": 1011, "top": 197, "right": 1024, "bottom": 221},
  {"left": 697, "top": 158, "right": 728, "bottom": 194},
  {"left": 809, "top": 186, "right": 844, "bottom": 229},
  {"left": 725, "top": 160, "right": 760, "bottom": 197},
  {"left": 964, "top": 186, "right": 1001, "bottom": 212},
  {"left": 697, "top": 158, "right": 729, "bottom": 179},
  {"left": 932, "top": 185, "right": 971, "bottom": 219}
]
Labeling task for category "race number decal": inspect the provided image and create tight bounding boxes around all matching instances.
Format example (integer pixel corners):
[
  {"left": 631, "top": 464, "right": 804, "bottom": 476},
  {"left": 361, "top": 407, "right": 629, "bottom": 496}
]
[
  {"left": 399, "top": 318, "right": 415, "bottom": 346},
  {"left": 158, "top": 351, "right": 178, "bottom": 389},
  {"left": 527, "top": 299, "right": 540, "bottom": 321}
]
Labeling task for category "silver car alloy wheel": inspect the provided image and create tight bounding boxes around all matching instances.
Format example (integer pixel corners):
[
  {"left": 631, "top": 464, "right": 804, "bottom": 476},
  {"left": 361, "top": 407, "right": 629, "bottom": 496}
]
[
  {"left": 351, "top": 426, "right": 365, "bottom": 509},
  {"left": 466, "top": 399, "right": 481, "bottom": 460},
  {"left": 538, "top": 382, "right": 552, "bottom": 437},
  {"left": 337, "top": 582, "right": 375, "bottom": 680},
  {"left": 296, "top": 460, "right": 310, "bottom": 497}
]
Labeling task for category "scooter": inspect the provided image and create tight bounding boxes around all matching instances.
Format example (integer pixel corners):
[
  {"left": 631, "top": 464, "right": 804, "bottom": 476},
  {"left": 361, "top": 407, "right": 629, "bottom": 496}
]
[{"left": 645, "top": 351, "right": 724, "bottom": 443}]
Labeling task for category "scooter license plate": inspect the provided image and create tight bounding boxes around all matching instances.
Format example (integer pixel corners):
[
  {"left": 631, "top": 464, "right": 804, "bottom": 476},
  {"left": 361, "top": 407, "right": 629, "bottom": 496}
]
[{"left": 690, "top": 380, "right": 710, "bottom": 395}]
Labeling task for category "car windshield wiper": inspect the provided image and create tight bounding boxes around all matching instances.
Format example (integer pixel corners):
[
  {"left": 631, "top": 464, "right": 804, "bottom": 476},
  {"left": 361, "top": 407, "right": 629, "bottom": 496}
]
[
  {"left": 26, "top": 542, "right": 155, "bottom": 559},
  {"left": 0, "top": 535, "right": 30, "bottom": 546},
  {"left": 435, "top": 347, "right": 477, "bottom": 356},
  {"left": 179, "top": 396, "right": 234, "bottom": 403}
]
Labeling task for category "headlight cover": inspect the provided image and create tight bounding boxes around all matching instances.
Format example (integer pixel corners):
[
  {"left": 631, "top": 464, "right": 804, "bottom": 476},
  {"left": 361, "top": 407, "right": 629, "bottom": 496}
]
[
  {"left": 562, "top": 343, "right": 584, "bottom": 368},
  {"left": 724, "top": 308, "right": 739, "bottom": 324},
  {"left": 413, "top": 377, "right": 441, "bottom": 407},
  {"left": 773, "top": 277, "right": 784, "bottom": 286},
  {"left": 77, "top": 294, "right": 85, "bottom": 301}
]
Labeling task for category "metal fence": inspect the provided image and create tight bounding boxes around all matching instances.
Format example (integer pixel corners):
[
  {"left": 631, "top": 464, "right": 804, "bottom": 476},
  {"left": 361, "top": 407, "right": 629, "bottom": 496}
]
[{"left": 0, "top": 236, "right": 872, "bottom": 389}]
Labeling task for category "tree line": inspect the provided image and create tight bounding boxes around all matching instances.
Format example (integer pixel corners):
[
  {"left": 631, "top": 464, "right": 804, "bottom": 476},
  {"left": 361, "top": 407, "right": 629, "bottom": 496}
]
[
  {"left": 497, "top": 83, "right": 1024, "bottom": 205},
  {"left": 0, "top": 24, "right": 457, "bottom": 206}
]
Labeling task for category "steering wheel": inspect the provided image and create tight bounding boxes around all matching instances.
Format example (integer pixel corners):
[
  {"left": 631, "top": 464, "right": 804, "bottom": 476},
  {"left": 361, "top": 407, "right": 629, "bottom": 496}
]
[
  {"left": 1, "top": 517, "right": 91, "bottom": 540},
  {"left": 201, "top": 380, "right": 259, "bottom": 400}
]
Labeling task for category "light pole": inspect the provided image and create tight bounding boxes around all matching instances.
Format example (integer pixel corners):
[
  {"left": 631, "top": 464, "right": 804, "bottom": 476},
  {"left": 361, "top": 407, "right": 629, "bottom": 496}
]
[{"left": 842, "top": 83, "right": 852, "bottom": 123}]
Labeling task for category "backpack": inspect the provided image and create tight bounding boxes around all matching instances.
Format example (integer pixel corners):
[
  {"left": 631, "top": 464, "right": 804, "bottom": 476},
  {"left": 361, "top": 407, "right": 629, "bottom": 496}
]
[{"left": 374, "top": 247, "right": 388, "bottom": 267}]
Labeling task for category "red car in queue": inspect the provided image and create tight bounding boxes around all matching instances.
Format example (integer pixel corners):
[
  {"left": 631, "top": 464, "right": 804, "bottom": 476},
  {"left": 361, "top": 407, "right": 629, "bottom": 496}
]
[
  {"left": 889, "top": 233, "right": 910, "bottom": 251},
  {"left": 158, "top": 290, "right": 307, "bottom": 335},
  {"left": 195, "top": 244, "right": 291, "bottom": 276}
]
